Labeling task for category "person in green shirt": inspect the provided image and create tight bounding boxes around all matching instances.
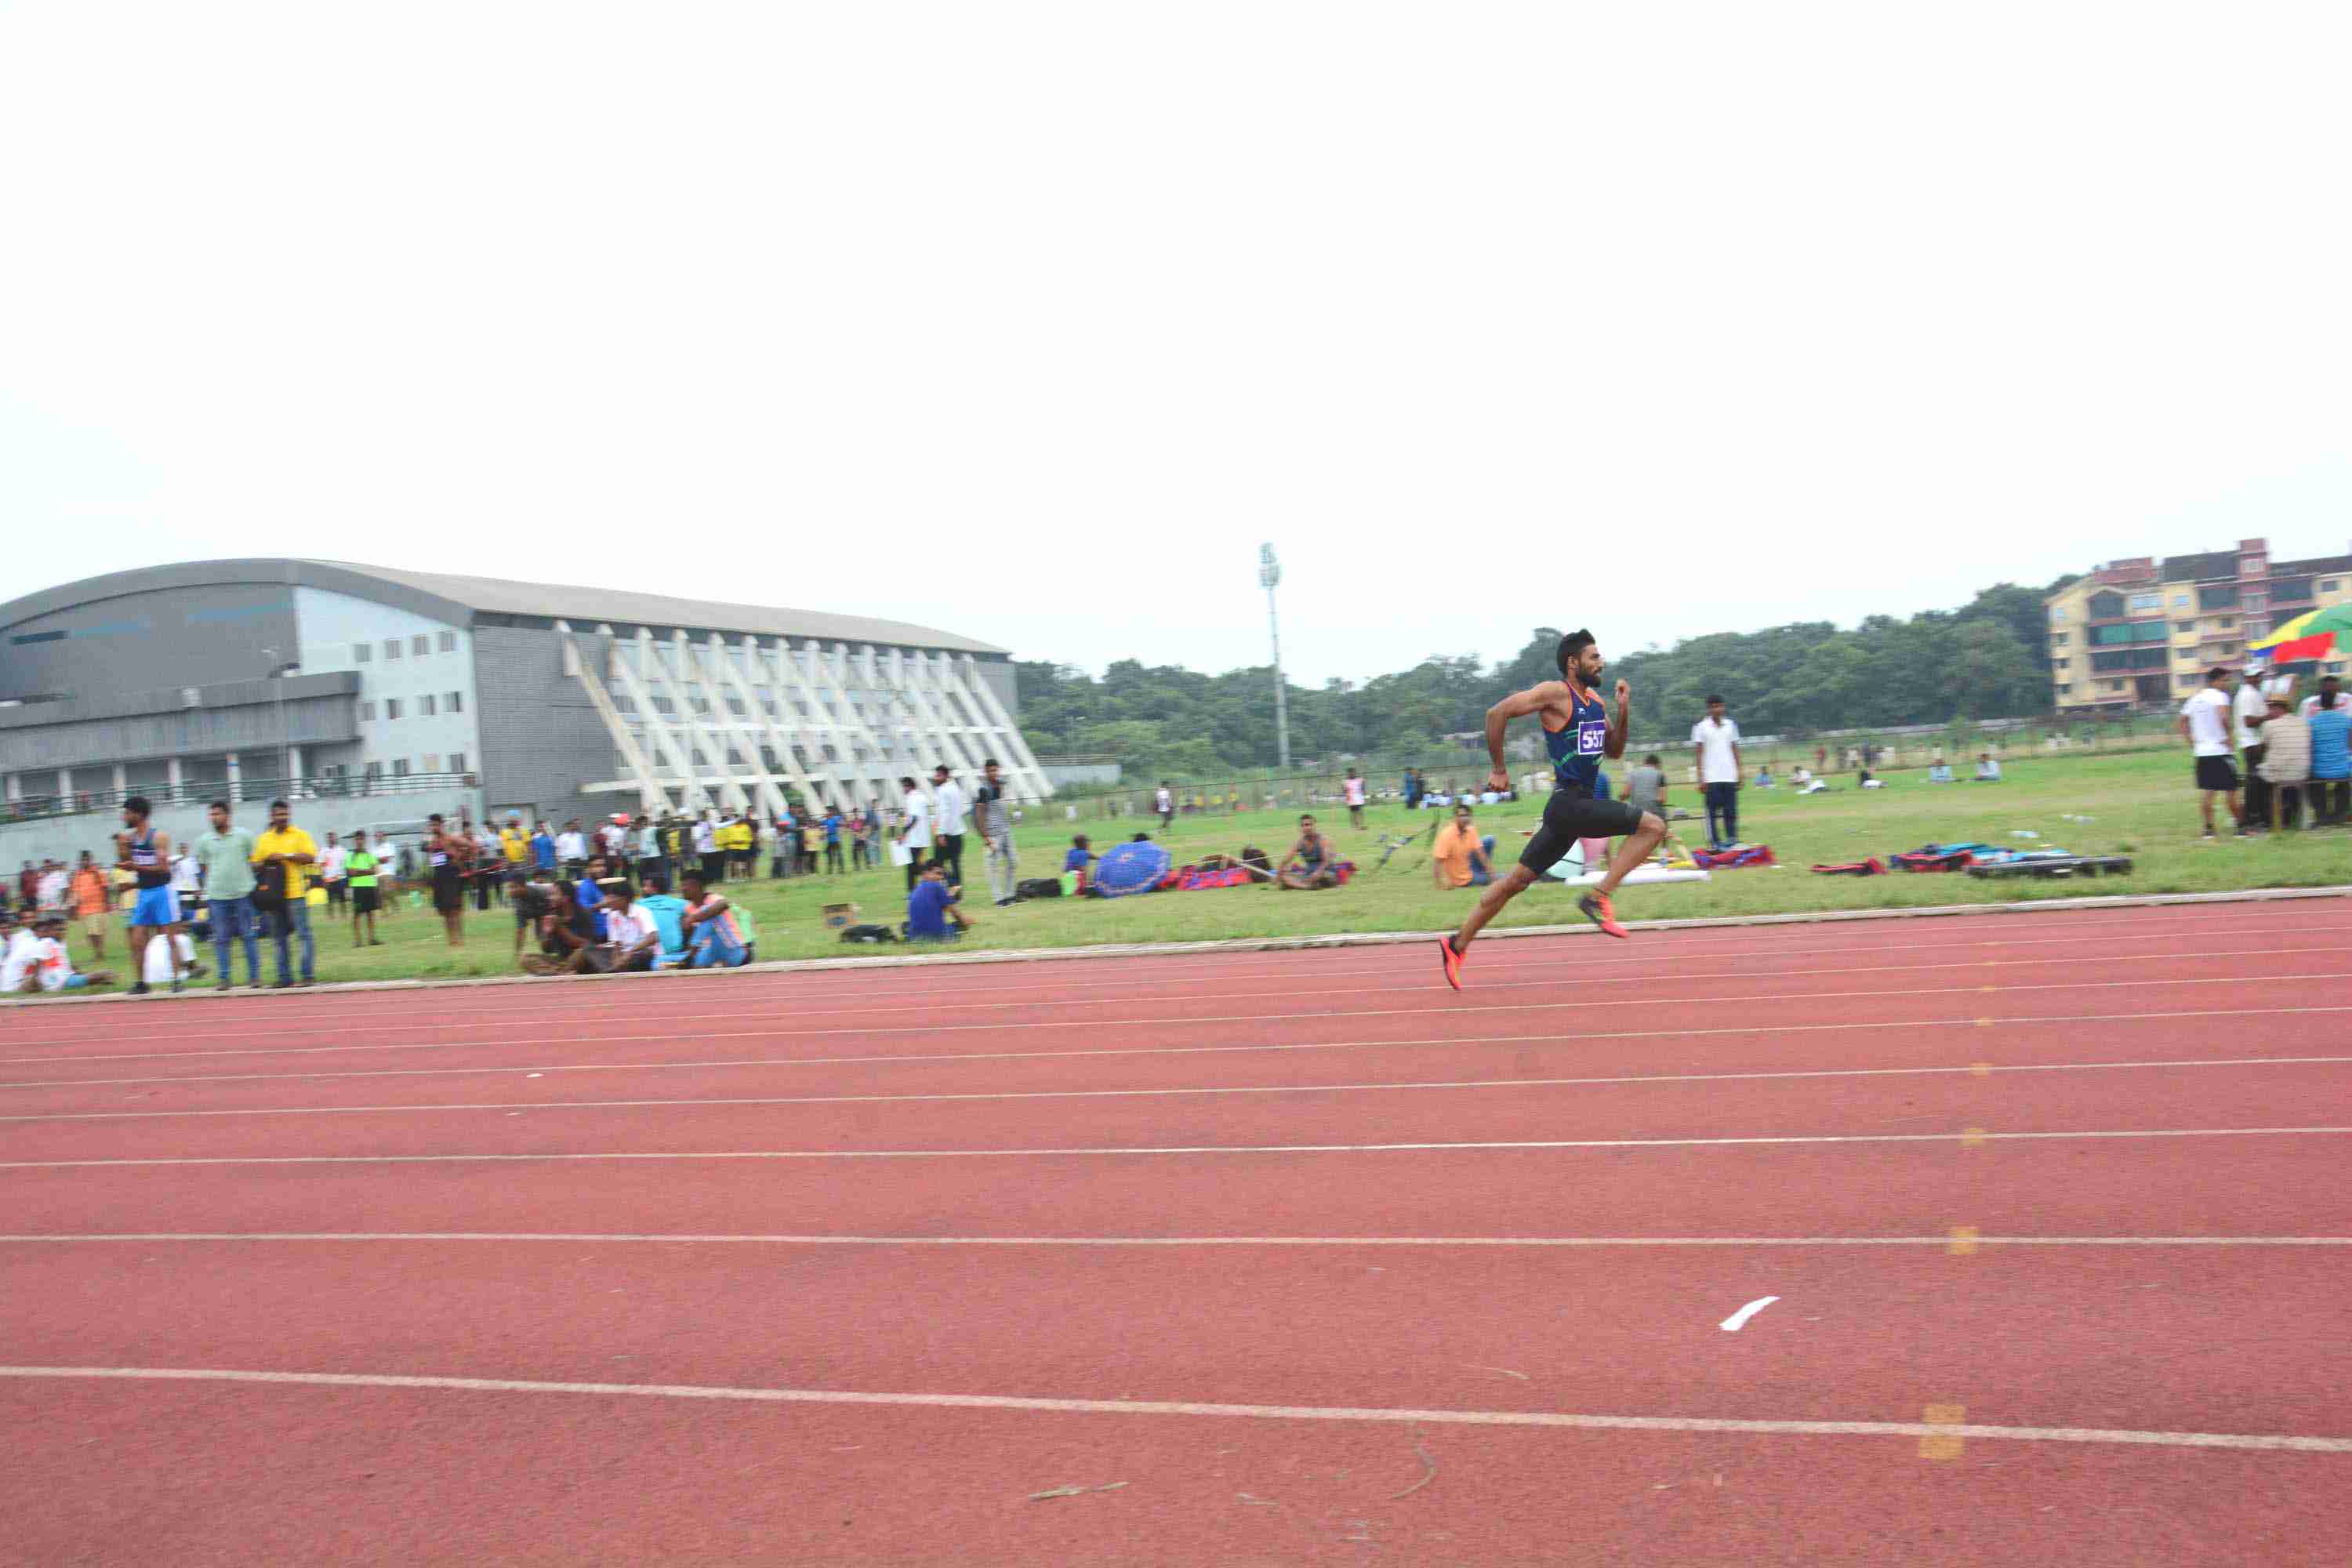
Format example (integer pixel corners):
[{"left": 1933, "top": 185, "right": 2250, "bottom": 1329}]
[
  {"left": 192, "top": 800, "right": 261, "bottom": 990},
  {"left": 346, "top": 830, "right": 386, "bottom": 947}
]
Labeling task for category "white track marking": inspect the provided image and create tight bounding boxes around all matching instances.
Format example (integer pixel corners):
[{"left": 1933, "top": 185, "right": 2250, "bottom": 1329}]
[
  {"left": 5, "top": 1232, "right": 2348, "bottom": 1247},
  {"left": 1, "top": 971, "right": 2333, "bottom": 1069},
  {"left": 2, "top": 1124, "right": 2344, "bottom": 1171},
  {"left": 3, "top": 1054, "right": 2343, "bottom": 1126},
  {"left": 8, "top": 942, "right": 2336, "bottom": 1050},
  {"left": 1719, "top": 1297, "right": 1780, "bottom": 1331},
  {"left": 3, "top": 1366, "right": 2347, "bottom": 1454},
  {"left": 6, "top": 1007, "right": 2347, "bottom": 1092}
]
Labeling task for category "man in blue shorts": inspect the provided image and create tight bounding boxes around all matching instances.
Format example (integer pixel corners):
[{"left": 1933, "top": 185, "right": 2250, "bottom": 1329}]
[
  {"left": 116, "top": 795, "right": 188, "bottom": 994},
  {"left": 1438, "top": 630, "right": 1667, "bottom": 989}
]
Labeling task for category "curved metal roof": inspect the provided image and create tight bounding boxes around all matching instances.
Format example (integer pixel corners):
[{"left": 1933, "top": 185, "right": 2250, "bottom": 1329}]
[{"left": 0, "top": 558, "right": 1007, "bottom": 655}]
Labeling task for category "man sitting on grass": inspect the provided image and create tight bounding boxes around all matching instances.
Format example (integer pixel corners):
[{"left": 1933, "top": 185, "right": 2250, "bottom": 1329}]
[
  {"left": 636, "top": 874, "right": 692, "bottom": 967},
  {"left": 1431, "top": 804, "right": 1497, "bottom": 888},
  {"left": 905, "top": 860, "right": 971, "bottom": 942},
  {"left": 3, "top": 912, "right": 117, "bottom": 993},
  {"left": 1276, "top": 814, "right": 1338, "bottom": 890},
  {"left": 1973, "top": 752, "right": 2002, "bottom": 782},
  {"left": 677, "top": 872, "right": 752, "bottom": 967},
  {"left": 592, "top": 880, "right": 663, "bottom": 972}
]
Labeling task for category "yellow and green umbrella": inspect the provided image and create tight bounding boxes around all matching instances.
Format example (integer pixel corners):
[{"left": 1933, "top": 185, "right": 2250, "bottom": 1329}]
[{"left": 2251, "top": 604, "right": 2352, "bottom": 664}]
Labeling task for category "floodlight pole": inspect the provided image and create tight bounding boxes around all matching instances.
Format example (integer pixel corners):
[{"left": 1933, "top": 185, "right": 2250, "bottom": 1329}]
[{"left": 1258, "top": 543, "right": 1290, "bottom": 769}]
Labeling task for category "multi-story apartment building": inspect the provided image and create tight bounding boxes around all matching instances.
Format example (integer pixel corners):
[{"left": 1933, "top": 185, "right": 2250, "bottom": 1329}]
[{"left": 2044, "top": 537, "right": 2352, "bottom": 713}]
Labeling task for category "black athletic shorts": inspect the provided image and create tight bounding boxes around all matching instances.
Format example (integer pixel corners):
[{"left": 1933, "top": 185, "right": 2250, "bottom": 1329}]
[
  {"left": 1519, "top": 786, "right": 1648, "bottom": 875},
  {"left": 352, "top": 886, "right": 380, "bottom": 914},
  {"left": 2194, "top": 754, "right": 2240, "bottom": 792}
]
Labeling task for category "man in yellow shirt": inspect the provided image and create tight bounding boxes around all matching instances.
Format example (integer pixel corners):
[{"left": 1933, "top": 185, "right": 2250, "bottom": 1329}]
[
  {"left": 499, "top": 814, "right": 530, "bottom": 869},
  {"left": 1431, "top": 804, "right": 1497, "bottom": 889},
  {"left": 250, "top": 797, "right": 320, "bottom": 987}
]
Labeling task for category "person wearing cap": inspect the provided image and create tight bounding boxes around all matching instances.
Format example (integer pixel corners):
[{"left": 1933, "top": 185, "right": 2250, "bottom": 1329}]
[{"left": 2256, "top": 693, "right": 2311, "bottom": 830}]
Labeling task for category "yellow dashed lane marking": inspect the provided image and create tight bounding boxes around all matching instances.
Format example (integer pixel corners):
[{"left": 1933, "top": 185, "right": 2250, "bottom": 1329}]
[
  {"left": 1920, "top": 1404, "right": 1966, "bottom": 1460},
  {"left": 1969, "top": 1062, "right": 1992, "bottom": 1078},
  {"left": 1961, "top": 1127, "right": 1989, "bottom": 1149},
  {"left": 1947, "top": 1227, "right": 1980, "bottom": 1256}
]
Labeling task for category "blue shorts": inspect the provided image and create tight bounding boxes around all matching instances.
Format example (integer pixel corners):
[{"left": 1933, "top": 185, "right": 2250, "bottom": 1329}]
[
  {"left": 131, "top": 886, "right": 180, "bottom": 927},
  {"left": 60, "top": 974, "right": 89, "bottom": 990}
]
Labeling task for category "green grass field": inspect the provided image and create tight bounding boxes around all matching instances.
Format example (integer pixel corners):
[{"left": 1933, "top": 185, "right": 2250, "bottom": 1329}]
[{"left": 107, "top": 748, "right": 2347, "bottom": 992}]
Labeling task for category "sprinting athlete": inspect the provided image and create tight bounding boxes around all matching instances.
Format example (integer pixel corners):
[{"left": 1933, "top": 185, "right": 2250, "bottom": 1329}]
[
  {"left": 116, "top": 794, "right": 187, "bottom": 994},
  {"left": 1438, "top": 629, "right": 1666, "bottom": 989}
]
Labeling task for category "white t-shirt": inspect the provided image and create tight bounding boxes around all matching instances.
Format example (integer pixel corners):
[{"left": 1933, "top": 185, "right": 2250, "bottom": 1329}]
[
  {"left": 36, "top": 870, "right": 67, "bottom": 909},
  {"left": 602, "top": 904, "right": 660, "bottom": 951},
  {"left": 2232, "top": 683, "right": 2269, "bottom": 749},
  {"left": 899, "top": 789, "right": 935, "bottom": 850},
  {"left": 557, "top": 831, "right": 588, "bottom": 862},
  {"left": 934, "top": 780, "right": 969, "bottom": 836},
  {"left": 1156, "top": 788, "right": 1173, "bottom": 814},
  {"left": 599, "top": 822, "right": 626, "bottom": 856},
  {"left": 690, "top": 821, "right": 716, "bottom": 855},
  {"left": 2, "top": 929, "right": 40, "bottom": 993},
  {"left": 1344, "top": 776, "right": 1366, "bottom": 806},
  {"left": 170, "top": 855, "right": 201, "bottom": 895},
  {"left": 2183, "top": 688, "right": 2234, "bottom": 757},
  {"left": 319, "top": 845, "right": 348, "bottom": 881},
  {"left": 1690, "top": 716, "right": 1742, "bottom": 784}
]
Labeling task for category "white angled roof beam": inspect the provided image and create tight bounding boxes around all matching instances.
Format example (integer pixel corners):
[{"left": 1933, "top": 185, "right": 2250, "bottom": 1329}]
[
  {"left": 956, "top": 653, "right": 1054, "bottom": 800},
  {"left": 555, "top": 622, "right": 668, "bottom": 813}
]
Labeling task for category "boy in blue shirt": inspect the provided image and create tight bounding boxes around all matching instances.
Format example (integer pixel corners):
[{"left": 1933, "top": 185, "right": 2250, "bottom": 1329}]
[
  {"left": 904, "top": 862, "right": 969, "bottom": 942},
  {"left": 1062, "top": 834, "right": 1093, "bottom": 895}
]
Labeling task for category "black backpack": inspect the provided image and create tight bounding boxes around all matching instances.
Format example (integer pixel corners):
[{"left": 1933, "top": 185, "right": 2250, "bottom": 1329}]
[
  {"left": 251, "top": 858, "right": 288, "bottom": 912},
  {"left": 839, "top": 924, "right": 898, "bottom": 944},
  {"left": 1015, "top": 878, "right": 1062, "bottom": 900}
]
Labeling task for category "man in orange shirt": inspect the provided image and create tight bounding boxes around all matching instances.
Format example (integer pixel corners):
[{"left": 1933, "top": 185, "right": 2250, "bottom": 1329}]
[
  {"left": 68, "top": 850, "right": 111, "bottom": 963},
  {"left": 1431, "top": 804, "right": 1497, "bottom": 889}
]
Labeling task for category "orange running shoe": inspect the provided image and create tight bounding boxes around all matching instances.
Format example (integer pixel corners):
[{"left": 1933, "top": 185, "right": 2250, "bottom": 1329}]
[
  {"left": 1577, "top": 891, "right": 1628, "bottom": 938},
  {"left": 1437, "top": 934, "right": 1465, "bottom": 990}
]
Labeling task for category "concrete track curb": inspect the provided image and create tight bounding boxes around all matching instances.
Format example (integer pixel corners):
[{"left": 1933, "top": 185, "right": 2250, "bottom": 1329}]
[{"left": 5, "top": 884, "right": 2344, "bottom": 1007}]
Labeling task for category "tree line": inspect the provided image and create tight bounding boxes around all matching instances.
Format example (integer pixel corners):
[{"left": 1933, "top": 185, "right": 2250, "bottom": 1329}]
[{"left": 1014, "top": 579, "right": 2072, "bottom": 776}]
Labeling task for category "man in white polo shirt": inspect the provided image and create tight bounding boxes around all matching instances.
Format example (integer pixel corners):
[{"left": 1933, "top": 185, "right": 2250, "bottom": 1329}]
[
  {"left": 2182, "top": 665, "right": 2249, "bottom": 840},
  {"left": 1690, "top": 695, "right": 1742, "bottom": 849}
]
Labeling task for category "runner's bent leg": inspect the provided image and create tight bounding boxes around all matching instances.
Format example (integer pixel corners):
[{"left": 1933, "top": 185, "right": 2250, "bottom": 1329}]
[{"left": 1593, "top": 812, "right": 1668, "bottom": 898}]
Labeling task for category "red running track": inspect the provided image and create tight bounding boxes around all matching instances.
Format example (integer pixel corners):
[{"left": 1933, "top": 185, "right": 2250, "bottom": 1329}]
[{"left": 3, "top": 901, "right": 2350, "bottom": 1564}]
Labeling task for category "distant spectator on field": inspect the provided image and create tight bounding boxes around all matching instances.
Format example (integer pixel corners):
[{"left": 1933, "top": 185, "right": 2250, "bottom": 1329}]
[
  {"left": 1063, "top": 834, "right": 1094, "bottom": 895},
  {"left": 319, "top": 832, "right": 349, "bottom": 916},
  {"left": 2307, "top": 682, "right": 2350, "bottom": 826},
  {"left": 1754, "top": 764, "right": 1775, "bottom": 788},
  {"left": 530, "top": 820, "right": 557, "bottom": 875},
  {"left": 2259, "top": 695, "right": 2310, "bottom": 830},
  {"left": 598, "top": 814, "right": 627, "bottom": 863},
  {"left": 2180, "top": 666, "right": 2249, "bottom": 838},
  {"left": 691, "top": 810, "right": 721, "bottom": 884},
  {"left": 2235, "top": 668, "right": 2276, "bottom": 830},
  {"left": 931, "top": 766, "right": 969, "bottom": 887},
  {"left": 5, "top": 911, "right": 115, "bottom": 993},
  {"left": 1690, "top": 696, "right": 1741, "bottom": 850},
  {"left": 556, "top": 818, "right": 589, "bottom": 877},
  {"left": 37, "top": 858, "right": 67, "bottom": 914},
  {"left": 1625, "top": 752, "right": 1668, "bottom": 822},
  {"left": 822, "top": 806, "right": 845, "bottom": 875},
  {"left": 194, "top": 800, "right": 263, "bottom": 986},
  {"left": 1344, "top": 767, "right": 1367, "bottom": 829},
  {"left": 1155, "top": 781, "right": 1175, "bottom": 833},
  {"left": 637, "top": 874, "right": 691, "bottom": 967},
  {"left": 799, "top": 815, "right": 823, "bottom": 877},
  {"left": 895, "top": 776, "right": 934, "bottom": 891},
  {"left": 520, "top": 879, "right": 600, "bottom": 975},
  {"left": 974, "top": 760, "right": 1016, "bottom": 906},
  {"left": 251, "top": 798, "right": 318, "bottom": 987},
  {"left": 1432, "top": 804, "right": 1497, "bottom": 888},
  {"left": 1276, "top": 814, "right": 1338, "bottom": 891},
  {"left": 69, "top": 851, "right": 110, "bottom": 964},
  {"left": 2299, "top": 674, "right": 2343, "bottom": 720},
  {"left": 593, "top": 880, "right": 662, "bottom": 971},
  {"left": 1926, "top": 760, "right": 1955, "bottom": 783},
  {"left": 1973, "top": 752, "right": 2002, "bottom": 782},
  {"left": 678, "top": 871, "right": 752, "bottom": 967},
  {"left": 904, "top": 859, "right": 970, "bottom": 942}
]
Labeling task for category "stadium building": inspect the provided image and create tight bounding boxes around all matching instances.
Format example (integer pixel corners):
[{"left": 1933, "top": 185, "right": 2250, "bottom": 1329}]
[{"left": 0, "top": 560, "right": 1047, "bottom": 855}]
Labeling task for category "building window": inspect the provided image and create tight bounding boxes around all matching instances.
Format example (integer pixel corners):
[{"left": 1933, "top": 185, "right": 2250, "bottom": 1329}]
[
  {"left": 354, "top": 643, "right": 372, "bottom": 663},
  {"left": 423, "top": 754, "right": 441, "bottom": 773},
  {"left": 2106, "top": 680, "right": 2125, "bottom": 692},
  {"left": 2053, "top": 658, "right": 2069, "bottom": 671},
  {"left": 2129, "top": 593, "right": 2162, "bottom": 612},
  {"left": 2054, "top": 683, "right": 2071, "bottom": 695},
  {"left": 411, "top": 634, "right": 430, "bottom": 657},
  {"left": 2089, "top": 590, "right": 2125, "bottom": 619},
  {"left": 365, "top": 760, "right": 383, "bottom": 780},
  {"left": 2247, "top": 619, "right": 2268, "bottom": 638},
  {"left": 446, "top": 691, "right": 463, "bottom": 713},
  {"left": 385, "top": 638, "right": 402, "bottom": 659},
  {"left": 420, "top": 695, "right": 437, "bottom": 717},
  {"left": 2199, "top": 586, "right": 2238, "bottom": 611},
  {"left": 2245, "top": 593, "right": 2267, "bottom": 612},
  {"left": 438, "top": 631, "right": 457, "bottom": 652},
  {"left": 2241, "top": 555, "right": 2267, "bottom": 577},
  {"left": 2219, "top": 618, "right": 2235, "bottom": 630},
  {"left": 2049, "top": 607, "right": 2067, "bottom": 624},
  {"left": 2049, "top": 632, "right": 2070, "bottom": 646},
  {"left": 2325, "top": 580, "right": 2341, "bottom": 593},
  {"left": 450, "top": 752, "right": 467, "bottom": 774},
  {"left": 2173, "top": 593, "right": 2190, "bottom": 609},
  {"left": 392, "top": 758, "right": 410, "bottom": 778},
  {"left": 2176, "top": 621, "right": 2195, "bottom": 633},
  {"left": 386, "top": 698, "right": 403, "bottom": 720},
  {"left": 358, "top": 700, "right": 376, "bottom": 720},
  {"left": 2221, "top": 641, "right": 2240, "bottom": 655}
]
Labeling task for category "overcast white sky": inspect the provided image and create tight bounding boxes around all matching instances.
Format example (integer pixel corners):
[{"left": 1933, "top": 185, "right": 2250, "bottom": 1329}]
[{"left": 4, "top": 4, "right": 2348, "bottom": 684}]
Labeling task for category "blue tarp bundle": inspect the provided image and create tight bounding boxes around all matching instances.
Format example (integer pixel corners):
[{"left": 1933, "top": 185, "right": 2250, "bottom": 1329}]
[{"left": 1093, "top": 839, "right": 1172, "bottom": 898}]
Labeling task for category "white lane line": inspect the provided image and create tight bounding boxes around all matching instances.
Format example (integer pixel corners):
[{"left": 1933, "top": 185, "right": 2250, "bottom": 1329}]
[
  {"left": 2, "top": 974, "right": 2334, "bottom": 1070},
  {"left": 5, "top": 1233, "right": 2348, "bottom": 1247},
  {"left": 4, "top": 1054, "right": 2343, "bottom": 1126},
  {"left": 3, "top": 1125, "right": 2345, "bottom": 1171},
  {"left": 6, "top": 1007, "right": 2347, "bottom": 1092},
  {"left": 1720, "top": 1297, "right": 1780, "bottom": 1331},
  {"left": 5, "top": 1366, "right": 2348, "bottom": 1454},
  {"left": 8, "top": 942, "right": 2332, "bottom": 1050}
]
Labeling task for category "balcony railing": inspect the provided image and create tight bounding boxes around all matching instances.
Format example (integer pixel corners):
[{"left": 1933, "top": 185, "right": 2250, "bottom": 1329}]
[{"left": 2, "top": 771, "right": 478, "bottom": 825}]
